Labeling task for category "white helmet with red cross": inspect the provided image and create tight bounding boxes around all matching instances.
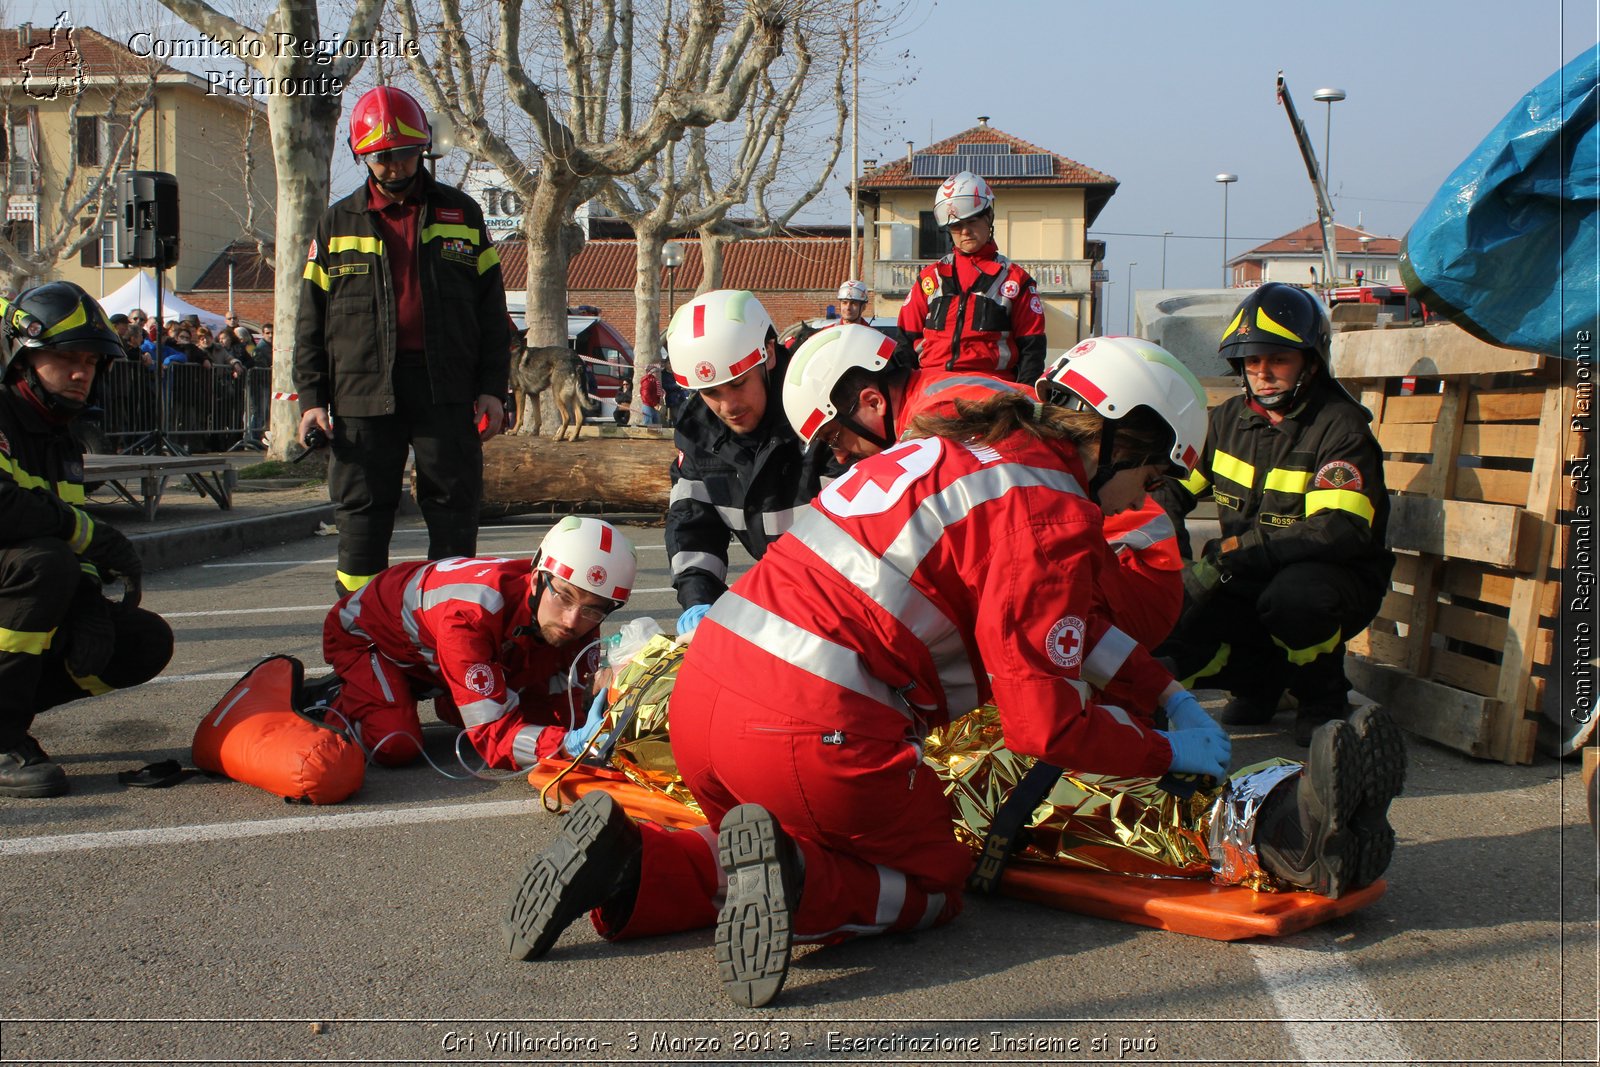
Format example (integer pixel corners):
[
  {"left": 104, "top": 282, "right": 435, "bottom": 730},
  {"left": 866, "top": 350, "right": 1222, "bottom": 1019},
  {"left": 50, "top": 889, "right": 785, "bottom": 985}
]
[
  {"left": 1036, "top": 335, "right": 1208, "bottom": 477},
  {"left": 837, "top": 279, "right": 867, "bottom": 303},
  {"left": 782, "top": 323, "right": 896, "bottom": 447},
  {"left": 536, "top": 516, "right": 636, "bottom": 603},
  {"left": 665, "top": 289, "right": 774, "bottom": 390},
  {"left": 933, "top": 170, "right": 995, "bottom": 228}
]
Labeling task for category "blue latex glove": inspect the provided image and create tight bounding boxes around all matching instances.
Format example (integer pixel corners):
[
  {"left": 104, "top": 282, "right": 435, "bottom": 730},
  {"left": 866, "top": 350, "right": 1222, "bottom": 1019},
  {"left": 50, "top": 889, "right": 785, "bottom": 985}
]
[
  {"left": 1163, "top": 689, "right": 1217, "bottom": 734},
  {"left": 676, "top": 603, "right": 711, "bottom": 638},
  {"left": 1159, "top": 728, "right": 1231, "bottom": 780},
  {"left": 561, "top": 690, "right": 610, "bottom": 757}
]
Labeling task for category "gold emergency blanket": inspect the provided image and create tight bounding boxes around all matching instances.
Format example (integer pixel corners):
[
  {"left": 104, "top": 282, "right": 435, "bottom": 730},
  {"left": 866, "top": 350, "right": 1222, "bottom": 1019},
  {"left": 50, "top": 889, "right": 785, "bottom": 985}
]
[{"left": 597, "top": 635, "right": 1298, "bottom": 888}]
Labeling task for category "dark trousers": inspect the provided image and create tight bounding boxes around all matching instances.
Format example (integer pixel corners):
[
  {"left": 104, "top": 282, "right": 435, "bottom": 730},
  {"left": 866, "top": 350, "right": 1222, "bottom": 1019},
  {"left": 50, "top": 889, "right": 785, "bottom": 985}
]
[
  {"left": 0, "top": 539, "right": 174, "bottom": 747},
  {"left": 327, "top": 364, "right": 482, "bottom": 589},
  {"left": 1159, "top": 560, "right": 1385, "bottom": 705}
]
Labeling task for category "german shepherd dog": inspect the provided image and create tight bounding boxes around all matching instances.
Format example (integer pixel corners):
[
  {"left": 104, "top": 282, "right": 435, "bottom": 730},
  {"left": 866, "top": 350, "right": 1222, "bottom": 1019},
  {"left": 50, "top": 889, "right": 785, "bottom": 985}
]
[{"left": 510, "top": 341, "right": 595, "bottom": 441}]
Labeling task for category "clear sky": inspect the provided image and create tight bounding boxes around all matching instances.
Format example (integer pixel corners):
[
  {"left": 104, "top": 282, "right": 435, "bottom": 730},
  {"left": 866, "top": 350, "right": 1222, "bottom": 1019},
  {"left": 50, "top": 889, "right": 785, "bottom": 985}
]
[
  {"left": 848, "top": 0, "right": 1596, "bottom": 329},
  {"left": 6, "top": 0, "right": 1595, "bottom": 332}
]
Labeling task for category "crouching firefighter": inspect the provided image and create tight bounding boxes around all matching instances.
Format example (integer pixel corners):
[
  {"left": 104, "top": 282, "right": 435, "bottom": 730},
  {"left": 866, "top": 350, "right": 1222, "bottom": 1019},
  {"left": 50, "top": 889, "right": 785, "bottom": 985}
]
[
  {"left": 1158, "top": 283, "right": 1394, "bottom": 746},
  {"left": 319, "top": 516, "right": 635, "bottom": 770},
  {"left": 0, "top": 283, "right": 174, "bottom": 797}
]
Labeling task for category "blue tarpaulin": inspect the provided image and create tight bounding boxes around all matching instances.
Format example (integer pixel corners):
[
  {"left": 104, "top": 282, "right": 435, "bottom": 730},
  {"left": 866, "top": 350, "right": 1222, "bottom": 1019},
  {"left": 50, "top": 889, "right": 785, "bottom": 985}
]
[{"left": 1400, "top": 45, "right": 1599, "bottom": 359}]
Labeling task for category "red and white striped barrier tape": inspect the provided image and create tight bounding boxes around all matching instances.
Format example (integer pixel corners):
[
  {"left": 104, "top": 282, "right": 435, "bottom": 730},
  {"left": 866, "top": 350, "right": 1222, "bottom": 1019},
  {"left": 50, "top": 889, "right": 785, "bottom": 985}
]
[{"left": 272, "top": 391, "right": 299, "bottom": 402}]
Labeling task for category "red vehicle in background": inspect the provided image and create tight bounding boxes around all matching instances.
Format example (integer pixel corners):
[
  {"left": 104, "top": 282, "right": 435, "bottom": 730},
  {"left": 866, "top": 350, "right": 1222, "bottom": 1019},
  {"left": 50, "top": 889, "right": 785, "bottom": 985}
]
[
  {"left": 1326, "top": 280, "right": 1439, "bottom": 324},
  {"left": 508, "top": 302, "right": 636, "bottom": 418}
]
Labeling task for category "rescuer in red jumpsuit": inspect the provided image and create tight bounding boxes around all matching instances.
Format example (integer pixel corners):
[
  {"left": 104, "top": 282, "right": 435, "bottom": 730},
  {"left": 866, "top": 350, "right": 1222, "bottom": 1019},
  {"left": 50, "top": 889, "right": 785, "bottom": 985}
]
[
  {"left": 503, "top": 341, "right": 1230, "bottom": 1006},
  {"left": 320, "top": 516, "right": 635, "bottom": 770}
]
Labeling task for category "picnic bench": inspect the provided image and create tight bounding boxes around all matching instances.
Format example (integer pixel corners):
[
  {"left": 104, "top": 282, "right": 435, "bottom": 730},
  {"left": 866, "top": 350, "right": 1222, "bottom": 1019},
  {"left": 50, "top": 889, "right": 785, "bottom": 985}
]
[{"left": 83, "top": 453, "right": 234, "bottom": 521}]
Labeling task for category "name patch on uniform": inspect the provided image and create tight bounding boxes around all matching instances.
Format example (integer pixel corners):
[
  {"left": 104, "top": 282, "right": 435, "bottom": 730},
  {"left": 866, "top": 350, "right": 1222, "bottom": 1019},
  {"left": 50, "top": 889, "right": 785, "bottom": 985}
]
[
  {"left": 465, "top": 663, "right": 495, "bottom": 695},
  {"left": 329, "top": 263, "right": 369, "bottom": 277},
  {"left": 1314, "top": 460, "right": 1364, "bottom": 492},
  {"left": 435, "top": 208, "right": 465, "bottom": 223},
  {"left": 1046, "top": 615, "right": 1086, "bottom": 669},
  {"left": 921, "top": 276, "right": 937, "bottom": 297},
  {"left": 1214, "top": 490, "right": 1242, "bottom": 512},
  {"left": 1261, "top": 513, "right": 1299, "bottom": 527}
]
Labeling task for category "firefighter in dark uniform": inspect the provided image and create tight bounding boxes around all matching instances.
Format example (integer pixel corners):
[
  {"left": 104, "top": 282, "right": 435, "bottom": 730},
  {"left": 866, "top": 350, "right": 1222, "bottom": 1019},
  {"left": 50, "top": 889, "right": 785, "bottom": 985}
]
[
  {"left": 663, "top": 289, "right": 830, "bottom": 638},
  {"left": 1160, "top": 283, "right": 1393, "bottom": 746},
  {"left": 0, "top": 283, "right": 173, "bottom": 797},
  {"left": 295, "top": 86, "right": 510, "bottom": 595}
]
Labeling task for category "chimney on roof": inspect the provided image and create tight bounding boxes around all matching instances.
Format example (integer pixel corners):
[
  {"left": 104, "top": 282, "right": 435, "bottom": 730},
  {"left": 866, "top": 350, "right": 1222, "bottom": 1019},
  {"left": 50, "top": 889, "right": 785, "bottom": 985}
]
[
  {"left": 19, "top": 23, "right": 32, "bottom": 47},
  {"left": 906, "top": 141, "right": 914, "bottom": 164},
  {"left": 977, "top": 115, "right": 990, "bottom": 126},
  {"left": 863, "top": 158, "right": 877, "bottom": 171}
]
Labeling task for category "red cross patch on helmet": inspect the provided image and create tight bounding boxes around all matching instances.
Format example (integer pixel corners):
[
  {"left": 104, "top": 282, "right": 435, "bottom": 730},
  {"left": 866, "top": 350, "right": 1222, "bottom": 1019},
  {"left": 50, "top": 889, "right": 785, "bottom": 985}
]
[
  {"left": 587, "top": 565, "right": 607, "bottom": 588},
  {"left": 695, "top": 360, "right": 716, "bottom": 383}
]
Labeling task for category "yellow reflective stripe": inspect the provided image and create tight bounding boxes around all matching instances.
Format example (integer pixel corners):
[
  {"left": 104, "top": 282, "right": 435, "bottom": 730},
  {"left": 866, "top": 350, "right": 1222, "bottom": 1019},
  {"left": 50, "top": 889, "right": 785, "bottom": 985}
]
[
  {"left": 336, "top": 570, "right": 375, "bottom": 593},
  {"left": 1180, "top": 467, "right": 1209, "bottom": 496},
  {"left": 70, "top": 671, "right": 114, "bottom": 696},
  {"left": 1220, "top": 308, "right": 1244, "bottom": 344},
  {"left": 1305, "top": 488, "right": 1375, "bottom": 524},
  {"left": 1, "top": 453, "right": 85, "bottom": 505},
  {"left": 420, "top": 223, "right": 481, "bottom": 244},
  {"left": 1272, "top": 627, "right": 1343, "bottom": 666},
  {"left": 1212, "top": 449, "right": 1255, "bottom": 489},
  {"left": 328, "top": 235, "right": 384, "bottom": 255},
  {"left": 69, "top": 508, "right": 94, "bottom": 552},
  {"left": 1264, "top": 468, "right": 1311, "bottom": 495},
  {"left": 0, "top": 624, "right": 55, "bottom": 655},
  {"left": 397, "top": 117, "right": 427, "bottom": 140},
  {"left": 477, "top": 246, "right": 500, "bottom": 275},
  {"left": 1256, "top": 305, "right": 1304, "bottom": 344},
  {"left": 1181, "top": 642, "right": 1230, "bottom": 689},
  {"left": 40, "top": 302, "right": 88, "bottom": 339},
  {"left": 303, "top": 261, "right": 331, "bottom": 291}
]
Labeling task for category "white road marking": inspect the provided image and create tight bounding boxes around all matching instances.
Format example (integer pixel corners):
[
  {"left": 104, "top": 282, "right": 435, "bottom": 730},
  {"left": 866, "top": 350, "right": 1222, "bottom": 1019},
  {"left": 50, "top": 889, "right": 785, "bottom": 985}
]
[
  {"left": 0, "top": 798, "right": 548, "bottom": 856},
  {"left": 1248, "top": 940, "right": 1415, "bottom": 1064},
  {"left": 202, "top": 546, "right": 667, "bottom": 567},
  {"left": 164, "top": 605, "right": 328, "bottom": 618}
]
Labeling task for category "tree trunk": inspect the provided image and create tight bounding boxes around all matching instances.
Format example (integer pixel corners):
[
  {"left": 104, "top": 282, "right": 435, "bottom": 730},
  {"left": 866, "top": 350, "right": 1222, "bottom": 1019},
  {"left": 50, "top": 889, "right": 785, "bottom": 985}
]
[
  {"left": 266, "top": 91, "right": 341, "bottom": 461},
  {"left": 697, "top": 226, "right": 730, "bottom": 293},
  {"left": 523, "top": 179, "right": 580, "bottom": 350},
  {"left": 630, "top": 228, "right": 667, "bottom": 425},
  {"left": 481, "top": 433, "right": 675, "bottom": 513}
]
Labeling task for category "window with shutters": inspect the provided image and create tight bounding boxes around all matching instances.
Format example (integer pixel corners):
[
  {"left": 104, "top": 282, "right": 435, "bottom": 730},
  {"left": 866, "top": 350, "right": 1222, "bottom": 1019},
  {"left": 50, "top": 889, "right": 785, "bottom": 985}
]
[{"left": 917, "top": 211, "right": 952, "bottom": 260}]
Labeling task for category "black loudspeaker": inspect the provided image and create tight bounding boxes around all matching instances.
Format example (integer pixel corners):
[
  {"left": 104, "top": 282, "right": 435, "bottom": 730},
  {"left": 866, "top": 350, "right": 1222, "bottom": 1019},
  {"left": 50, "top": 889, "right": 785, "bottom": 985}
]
[{"left": 117, "top": 171, "right": 180, "bottom": 269}]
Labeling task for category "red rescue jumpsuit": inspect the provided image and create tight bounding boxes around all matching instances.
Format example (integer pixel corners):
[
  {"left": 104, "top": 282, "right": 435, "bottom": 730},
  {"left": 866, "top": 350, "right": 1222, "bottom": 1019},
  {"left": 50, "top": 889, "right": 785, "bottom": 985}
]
[
  {"left": 322, "top": 557, "right": 596, "bottom": 768},
  {"left": 897, "top": 240, "right": 1047, "bottom": 383},
  {"left": 596, "top": 432, "right": 1175, "bottom": 942}
]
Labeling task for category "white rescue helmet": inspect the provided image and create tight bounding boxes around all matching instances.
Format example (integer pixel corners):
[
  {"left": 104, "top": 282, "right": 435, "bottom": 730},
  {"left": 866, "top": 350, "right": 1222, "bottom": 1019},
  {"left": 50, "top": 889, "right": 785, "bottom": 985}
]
[
  {"left": 782, "top": 323, "right": 895, "bottom": 447},
  {"left": 665, "top": 289, "right": 774, "bottom": 390},
  {"left": 932, "top": 170, "right": 995, "bottom": 228},
  {"left": 1036, "top": 335, "right": 1208, "bottom": 477},
  {"left": 535, "top": 516, "right": 637, "bottom": 604},
  {"left": 837, "top": 279, "right": 868, "bottom": 303}
]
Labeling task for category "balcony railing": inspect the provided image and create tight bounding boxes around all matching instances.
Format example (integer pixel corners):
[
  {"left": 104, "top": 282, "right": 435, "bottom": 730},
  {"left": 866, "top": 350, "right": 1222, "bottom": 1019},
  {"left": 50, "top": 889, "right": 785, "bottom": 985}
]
[{"left": 874, "top": 259, "right": 1093, "bottom": 298}]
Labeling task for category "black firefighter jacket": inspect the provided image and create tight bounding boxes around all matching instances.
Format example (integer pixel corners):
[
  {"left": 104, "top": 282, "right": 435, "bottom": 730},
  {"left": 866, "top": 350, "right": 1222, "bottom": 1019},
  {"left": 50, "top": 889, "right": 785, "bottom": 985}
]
[
  {"left": 665, "top": 363, "right": 832, "bottom": 610},
  {"left": 294, "top": 169, "right": 510, "bottom": 418},
  {"left": 0, "top": 382, "right": 93, "bottom": 555},
  {"left": 1167, "top": 377, "right": 1395, "bottom": 592}
]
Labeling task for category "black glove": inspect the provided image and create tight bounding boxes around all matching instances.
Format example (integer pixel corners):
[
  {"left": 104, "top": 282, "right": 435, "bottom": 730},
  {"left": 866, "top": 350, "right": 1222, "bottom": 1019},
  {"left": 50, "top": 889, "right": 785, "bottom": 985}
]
[
  {"left": 82, "top": 521, "right": 142, "bottom": 606},
  {"left": 63, "top": 579, "right": 115, "bottom": 679}
]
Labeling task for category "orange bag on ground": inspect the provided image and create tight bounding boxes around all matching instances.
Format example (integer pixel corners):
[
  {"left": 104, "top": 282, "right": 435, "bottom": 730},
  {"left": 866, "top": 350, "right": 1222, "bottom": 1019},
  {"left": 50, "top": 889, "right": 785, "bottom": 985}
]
[{"left": 193, "top": 655, "right": 365, "bottom": 805}]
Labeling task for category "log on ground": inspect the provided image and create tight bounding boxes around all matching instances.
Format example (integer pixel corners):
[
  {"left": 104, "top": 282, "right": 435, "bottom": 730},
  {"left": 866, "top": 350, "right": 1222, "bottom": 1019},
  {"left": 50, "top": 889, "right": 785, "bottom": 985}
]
[{"left": 482, "top": 433, "right": 674, "bottom": 513}]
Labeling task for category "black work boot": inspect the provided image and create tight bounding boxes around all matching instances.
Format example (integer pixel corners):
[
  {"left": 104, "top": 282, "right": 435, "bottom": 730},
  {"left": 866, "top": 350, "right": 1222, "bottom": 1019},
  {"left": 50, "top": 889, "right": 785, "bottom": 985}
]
[
  {"left": 1292, "top": 694, "right": 1352, "bottom": 747},
  {"left": 503, "top": 790, "right": 642, "bottom": 961},
  {"left": 715, "top": 803, "right": 804, "bottom": 1008},
  {"left": 0, "top": 736, "right": 68, "bottom": 798},
  {"left": 1346, "top": 704, "right": 1407, "bottom": 889},
  {"left": 1221, "top": 689, "right": 1282, "bottom": 726},
  {"left": 1255, "top": 719, "right": 1364, "bottom": 896}
]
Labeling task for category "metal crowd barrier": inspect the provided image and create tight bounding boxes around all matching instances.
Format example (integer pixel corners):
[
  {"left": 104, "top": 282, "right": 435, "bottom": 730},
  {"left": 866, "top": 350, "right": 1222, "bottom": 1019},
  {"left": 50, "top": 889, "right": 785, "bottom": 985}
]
[{"left": 94, "top": 360, "right": 270, "bottom": 453}]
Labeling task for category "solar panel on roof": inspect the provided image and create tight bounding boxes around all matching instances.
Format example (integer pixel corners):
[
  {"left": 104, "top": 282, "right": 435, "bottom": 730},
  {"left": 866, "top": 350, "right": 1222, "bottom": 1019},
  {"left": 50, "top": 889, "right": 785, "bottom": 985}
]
[
  {"left": 910, "top": 152, "right": 1057, "bottom": 179},
  {"left": 910, "top": 154, "right": 955, "bottom": 177},
  {"left": 955, "top": 143, "right": 1011, "bottom": 155}
]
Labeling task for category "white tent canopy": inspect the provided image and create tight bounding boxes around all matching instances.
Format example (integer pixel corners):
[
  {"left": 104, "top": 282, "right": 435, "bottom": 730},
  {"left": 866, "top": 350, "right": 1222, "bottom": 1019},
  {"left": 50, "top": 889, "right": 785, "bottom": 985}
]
[{"left": 98, "top": 271, "right": 227, "bottom": 330}]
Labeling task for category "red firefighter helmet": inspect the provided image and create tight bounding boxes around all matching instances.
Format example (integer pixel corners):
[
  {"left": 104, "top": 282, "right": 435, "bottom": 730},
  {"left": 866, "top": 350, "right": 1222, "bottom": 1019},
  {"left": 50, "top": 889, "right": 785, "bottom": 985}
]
[{"left": 349, "top": 86, "right": 431, "bottom": 158}]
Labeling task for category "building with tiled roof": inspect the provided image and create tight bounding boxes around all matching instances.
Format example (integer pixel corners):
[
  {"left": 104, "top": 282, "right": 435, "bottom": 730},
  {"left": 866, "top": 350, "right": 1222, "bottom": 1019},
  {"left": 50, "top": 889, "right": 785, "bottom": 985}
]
[
  {"left": 0, "top": 19, "right": 273, "bottom": 294},
  {"left": 856, "top": 117, "right": 1118, "bottom": 350},
  {"left": 1228, "top": 221, "right": 1401, "bottom": 288}
]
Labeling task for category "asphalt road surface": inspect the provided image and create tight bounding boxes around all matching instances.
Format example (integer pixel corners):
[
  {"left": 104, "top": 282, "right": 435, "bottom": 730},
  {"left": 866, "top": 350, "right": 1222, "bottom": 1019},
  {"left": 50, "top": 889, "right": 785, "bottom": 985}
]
[{"left": 1, "top": 516, "right": 1593, "bottom": 1066}]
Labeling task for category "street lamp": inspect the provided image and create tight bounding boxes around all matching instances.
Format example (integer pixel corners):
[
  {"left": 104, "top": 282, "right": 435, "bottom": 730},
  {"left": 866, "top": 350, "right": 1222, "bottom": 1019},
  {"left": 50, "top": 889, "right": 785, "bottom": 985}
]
[
  {"left": 662, "top": 240, "right": 684, "bottom": 326},
  {"left": 1312, "top": 87, "right": 1346, "bottom": 191},
  {"left": 1125, "top": 261, "right": 1138, "bottom": 335},
  {"left": 1160, "top": 231, "right": 1172, "bottom": 289},
  {"left": 1215, "top": 173, "right": 1238, "bottom": 287}
]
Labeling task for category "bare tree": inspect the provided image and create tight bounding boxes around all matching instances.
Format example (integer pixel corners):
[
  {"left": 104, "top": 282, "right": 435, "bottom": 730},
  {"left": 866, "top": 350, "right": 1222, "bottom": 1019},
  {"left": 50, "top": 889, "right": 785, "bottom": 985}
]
[
  {"left": 595, "top": 7, "right": 850, "bottom": 421},
  {"left": 0, "top": 20, "right": 157, "bottom": 292},
  {"left": 152, "top": 0, "right": 387, "bottom": 459},
  {"left": 398, "top": 0, "right": 789, "bottom": 354}
]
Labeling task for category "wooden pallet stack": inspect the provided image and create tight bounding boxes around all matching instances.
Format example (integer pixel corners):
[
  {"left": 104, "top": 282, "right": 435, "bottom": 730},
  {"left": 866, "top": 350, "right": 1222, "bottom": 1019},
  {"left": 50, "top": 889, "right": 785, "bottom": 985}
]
[{"left": 1336, "top": 323, "right": 1582, "bottom": 765}]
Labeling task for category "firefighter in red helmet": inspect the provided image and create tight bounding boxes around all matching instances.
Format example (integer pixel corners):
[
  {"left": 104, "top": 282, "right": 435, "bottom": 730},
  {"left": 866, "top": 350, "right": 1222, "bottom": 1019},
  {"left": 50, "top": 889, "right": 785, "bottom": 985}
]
[{"left": 294, "top": 86, "right": 510, "bottom": 596}]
